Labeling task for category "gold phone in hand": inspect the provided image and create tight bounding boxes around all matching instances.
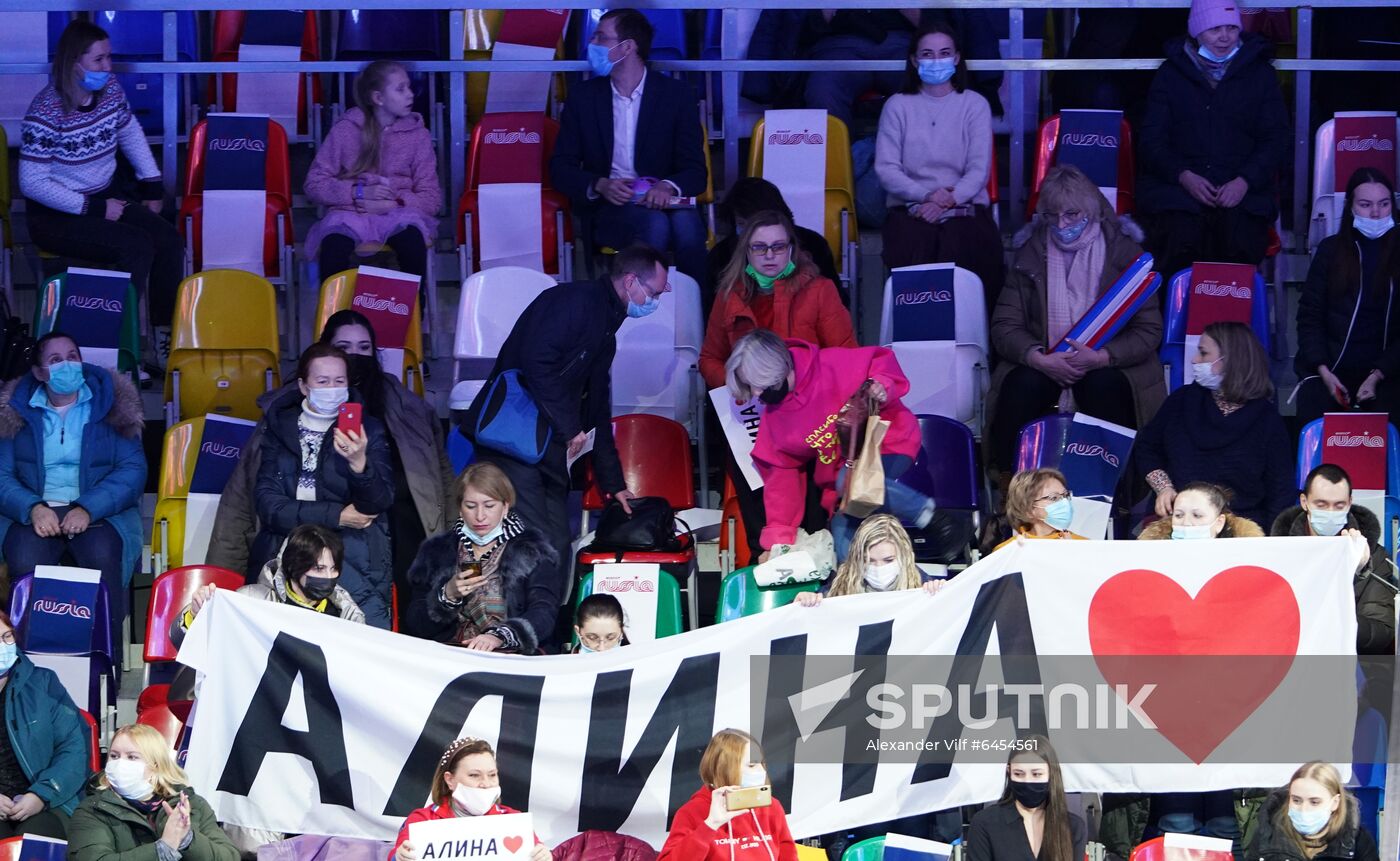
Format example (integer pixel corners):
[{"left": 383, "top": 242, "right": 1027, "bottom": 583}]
[{"left": 725, "top": 785, "right": 772, "bottom": 811}]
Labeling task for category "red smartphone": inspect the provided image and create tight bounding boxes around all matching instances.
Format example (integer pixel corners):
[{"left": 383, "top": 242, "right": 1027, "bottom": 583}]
[{"left": 337, "top": 403, "right": 363, "bottom": 436}]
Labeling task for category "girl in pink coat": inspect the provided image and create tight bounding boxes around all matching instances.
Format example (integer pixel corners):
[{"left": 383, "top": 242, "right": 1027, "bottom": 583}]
[
  {"left": 305, "top": 60, "right": 440, "bottom": 280},
  {"left": 724, "top": 330, "right": 932, "bottom": 561}
]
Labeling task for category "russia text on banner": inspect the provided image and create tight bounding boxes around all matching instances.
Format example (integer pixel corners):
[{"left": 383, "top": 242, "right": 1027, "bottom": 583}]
[
  {"left": 352, "top": 266, "right": 420, "bottom": 380},
  {"left": 1057, "top": 413, "right": 1136, "bottom": 539},
  {"left": 60, "top": 267, "right": 129, "bottom": 370},
  {"left": 762, "top": 109, "right": 828, "bottom": 236},
  {"left": 202, "top": 113, "right": 270, "bottom": 275},
  {"left": 1055, "top": 109, "right": 1122, "bottom": 209},
  {"left": 1182, "top": 262, "right": 1257, "bottom": 377},
  {"left": 1321, "top": 411, "right": 1389, "bottom": 528}
]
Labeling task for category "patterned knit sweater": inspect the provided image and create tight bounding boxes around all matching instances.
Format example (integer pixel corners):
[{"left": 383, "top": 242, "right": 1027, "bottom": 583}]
[{"left": 19, "top": 78, "right": 162, "bottom": 215}]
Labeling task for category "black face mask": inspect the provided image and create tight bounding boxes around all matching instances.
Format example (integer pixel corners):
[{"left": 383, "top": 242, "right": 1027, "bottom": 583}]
[
  {"left": 299, "top": 575, "right": 337, "bottom": 603},
  {"left": 344, "top": 353, "right": 385, "bottom": 416},
  {"left": 758, "top": 379, "right": 790, "bottom": 406},
  {"left": 1010, "top": 780, "right": 1050, "bottom": 809}
]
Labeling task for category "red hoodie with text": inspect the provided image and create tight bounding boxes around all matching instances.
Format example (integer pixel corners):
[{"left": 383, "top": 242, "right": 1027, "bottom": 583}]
[{"left": 658, "top": 786, "right": 799, "bottom": 861}]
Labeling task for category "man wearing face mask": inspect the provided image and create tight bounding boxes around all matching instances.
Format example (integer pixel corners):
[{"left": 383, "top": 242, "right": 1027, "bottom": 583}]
[
  {"left": 550, "top": 9, "right": 709, "bottom": 286},
  {"left": 1271, "top": 464, "right": 1397, "bottom": 655},
  {"left": 461, "top": 245, "right": 666, "bottom": 592}
]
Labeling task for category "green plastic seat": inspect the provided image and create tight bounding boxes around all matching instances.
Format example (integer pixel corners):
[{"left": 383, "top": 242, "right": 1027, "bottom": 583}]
[
  {"left": 842, "top": 836, "right": 886, "bottom": 861},
  {"left": 574, "top": 568, "right": 684, "bottom": 644},
  {"left": 715, "top": 565, "right": 821, "bottom": 623},
  {"left": 35, "top": 272, "right": 142, "bottom": 377}
]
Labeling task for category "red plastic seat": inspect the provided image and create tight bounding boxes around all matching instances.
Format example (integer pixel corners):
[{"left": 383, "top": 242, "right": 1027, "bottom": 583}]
[
  {"left": 1129, "top": 837, "right": 1165, "bottom": 861},
  {"left": 78, "top": 708, "right": 101, "bottom": 773},
  {"left": 0, "top": 837, "right": 19, "bottom": 861},
  {"left": 144, "top": 565, "right": 247, "bottom": 664},
  {"left": 1027, "top": 113, "right": 1136, "bottom": 217},
  {"left": 577, "top": 414, "right": 695, "bottom": 567},
  {"left": 136, "top": 702, "right": 185, "bottom": 750},
  {"left": 210, "top": 11, "right": 321, "bottom": 135}
]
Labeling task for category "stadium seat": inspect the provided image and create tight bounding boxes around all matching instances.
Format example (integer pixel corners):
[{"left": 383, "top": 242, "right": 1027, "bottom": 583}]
[
  {"left": 611, "top": 268, "right": 705, "bottom": 438},
  {"left": 877, "top": 265, "right": 991, "bottom": 437},
  {"left": 1028, "top": 113, "right": 1136, "bottom": 217},
  {"left": 151, "top": 417, "right": 221, "bottom": 575},
  {"left": 34, "top": 272, "right": 141, "bottom": 381},
  {"left": 718, "top": 492, "right": 752, "bottom": 574},
  {"left": 715, "top": 565, "right": 819, "bottom": 622},
  {"left": 9, "top": 573, "right": 119, "bottom": 734},
  {"left": 1309, "top": 115, "right": 1400, "bottom": 246},
  {"left": 1129, "top": 836, "right": 1164, "bottom": 861},
  {"left": 142, "top": 565, "right": 244, "bottom": 700},
  {"left": 96, "top": 10, "right": 198, "bottom": 136},
  {"left": 452, "top": 266, "right": 557, "bottom": 400},
  {"left": 136, "top": 701, "right": 185, "bottom": 750},
  {"left": 0, "top": 126, "right": 12, "bottom": 308},
  {"left": 841, "top": 836, "right": 885, "bottom": 861},
  {"left": 1015, "top": 413, "right": 1076, "bottom": 473},
  {"left": 897, "top": 415, "right": 983, "bottom": 563},
  {"left": 211, "top": 11, "right": 321, "bottom": 136},
  {"left": 1159, "top": 266, "right": 1272, "bottom": 392},
  {"left": 335, "top": 10, "right": 444, "bottom": 137},
  {"left": 573, "top": 568, "right": 685, "bottom": 640},
  {"left": 0, "top": 837, "right": 17, "bottom": 861},
  {"left": 795, "top": 848, "right": 826, "bottom": 861},
  {"left": 578, "top": 9, "right": 688, "bottom": 63},
  {"left": 314, "top": 268, "right": 426, "bottom": 397},
  {"left": 79, "top": 708, "right": 102, "bottom": 772},
  {"left": 747, "top": 113, "right": 860, "bottom": 303},
  {"left": 163, "top": 270, "right": 281, "bottom": 426},
  {"left": 1296, "top": 417, "right": 1400, "bottom": 552}
]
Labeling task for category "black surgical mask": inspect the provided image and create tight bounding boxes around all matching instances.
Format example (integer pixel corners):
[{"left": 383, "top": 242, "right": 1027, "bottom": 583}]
[
  {"left": 344, "top": 353, "right": 385, "bottom": 416},
  {"left": 1010, "top": 780, "right": 1050, "bottom": 809},
  {"left": 759, "top": 379, "right": 790, "bottom": 406},
  {"left": 300, "top": 576, "right": 338, "bottom": 603}
]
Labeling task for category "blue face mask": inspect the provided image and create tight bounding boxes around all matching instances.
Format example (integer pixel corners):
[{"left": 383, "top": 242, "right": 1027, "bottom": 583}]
[
  {"left": 578, "top": 642, "right": 597, "bottom": 654},
  {"left": 1354, "top": 215, "right": 1395, "bottom": 240},
  {"left": 917, "top": 58, "right": 957, "bottom": 86},
  {"left": 587, "top": 42, "right": 618, "bottom": 77},
  {"left": 625, "top": 277, "right": 662, "bottom": 318},
  {"left": 80, "top": 68, "right": 110, "bottom": 93},
  {"left": 1289, "top": 806, "right": 1331, "bottom": 837},
  {"left": 1044, "top": 497, "right": 1074, "bottom": 532},
  {"left": 1308, "top": 507, "right": 1350, "bottom": 537},
  {"left": 1053, "top": 216, "right": 1091, "bottom": 246},
  {"left": 464, "top": 522, "right": 505, "bottom": 546},
  {"left": 45, "top": 361, "right": 85, "bottom": 396},
  {"left": 1171, "top": 523, "right": 1215, "bottom": 540},
  {"left": 0, "top": 643, "right": 17, "bottom": 676},
  {"left": 1197, "top": 42, "right": 1240, "bottom": 64}
]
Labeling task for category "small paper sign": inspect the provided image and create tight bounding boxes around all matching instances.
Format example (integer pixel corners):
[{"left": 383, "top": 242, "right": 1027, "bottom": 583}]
[
  {"left": 709, "top": 388, "right": 763, "bottom": 490},
  {"left": 884, "top": 834, "right": 954, "bottom": 861},
  {"left": 18, "top": 833, "right": 67, "bottom": 861},
  {"left": 24, "top": 566, "right": 102, "bottom": 655},
  {"left": 592, "top": 562, "right": 661, "bottom": 643},
  {"left": 1164, "top": 832, "right": 1234, "bottom": 861},
  {"left": 407, "top": 809, "right": 534, "bottom": 859}
]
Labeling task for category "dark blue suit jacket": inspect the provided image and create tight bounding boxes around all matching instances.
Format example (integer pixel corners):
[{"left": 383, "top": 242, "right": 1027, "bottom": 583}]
[{"left": 549, "top": 71, "right": 708, "bottom": 208}]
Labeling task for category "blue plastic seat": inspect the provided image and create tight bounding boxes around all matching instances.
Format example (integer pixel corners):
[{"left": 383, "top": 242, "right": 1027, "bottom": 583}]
[
  {"left": 336, "top": 10, "right": 443, "bottom": 59},
  {"left": 96, "top": 10, "right": 198, "bottom": 135},
  {"left": 1014, "top": 413, "right": 1076, "bottom": 473},
  {"left": 895, "top": 415, "right": 982, "bottom": 562},
  {"left": 1296, "top": 417, "right": 1400, "bottom": 553},
  {"left": 1159, "top": 265, "right": 1272, "bottom": 392}
]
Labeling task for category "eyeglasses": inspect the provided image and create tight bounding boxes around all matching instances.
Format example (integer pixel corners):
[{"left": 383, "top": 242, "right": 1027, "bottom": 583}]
[
  {"left": 580, "top": 633, "right": 622, "bottom": 648},
  {"left": 589, "top": 30, "right": 621, "bottom": 45},
  {"left": 1053, "top": 209, "right": 1085, "bottom": 225},
  {"left": 1035, "top": 491, "right": 1072, "bottom": 504},
  {"left": 0, "top": 631, "right": 15, "bottom": 645},
  {"left": 748, "top": 241, "right": 791, "bottom": 258}
]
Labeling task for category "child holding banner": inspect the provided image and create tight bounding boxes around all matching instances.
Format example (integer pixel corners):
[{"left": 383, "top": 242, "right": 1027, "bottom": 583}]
[
  {"left": 795, "top": 513, "right": 945, "bottom": 605},
  {"left": 1295, "top": 168, "right": 1400, "bottom": 428},
  {"left": 305, "top": 60, "right": 440, "bottom": 280}
]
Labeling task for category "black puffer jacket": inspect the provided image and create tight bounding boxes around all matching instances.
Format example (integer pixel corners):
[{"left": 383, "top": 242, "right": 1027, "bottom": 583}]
[
  {"left": 1139, "top": 32, "right": 1290, "bottom": 219},
  {"left": 1295, "top": 231, "right": 1400, "bottom": 381},
  {"left": 1246, "top": 788, "right": 1378, "bottom": 861}
]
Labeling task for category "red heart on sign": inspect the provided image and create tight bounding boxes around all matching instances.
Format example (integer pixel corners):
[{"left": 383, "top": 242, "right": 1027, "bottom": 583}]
[
  {"left": 1088, "top": 566, "right": 1300, "bottom": 763},
  {"left": 503, "top": 835, "right": 525, "bottom": 855}
]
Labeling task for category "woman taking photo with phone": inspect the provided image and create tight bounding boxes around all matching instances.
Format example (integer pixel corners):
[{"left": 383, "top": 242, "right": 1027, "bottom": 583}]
[
  {"left": 968, "top": 736, "right": 1085, "bottom": 861},
  {"left": 659, "top": 728, "right": 798, "bottom": 861}
]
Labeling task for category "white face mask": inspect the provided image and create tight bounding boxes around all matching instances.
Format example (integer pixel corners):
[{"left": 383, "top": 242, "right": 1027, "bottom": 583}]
[
  {"left": 740, "top": 765, "right": 768, "bottom": 788},
  {"left": 864, "top": 560, "right": 901, "bottom": 591},
  {"left": 105, "top": 758, "right": 153, "bottom": 800},
  {"left": 452, "top": 783, "right": 500, "bottom": 816},
  {"left": 1192, "top": 360, "right": 1223, "bottom": 390},
  {"left": 307, "top": 386, "right": 349, "bottom": 416}
]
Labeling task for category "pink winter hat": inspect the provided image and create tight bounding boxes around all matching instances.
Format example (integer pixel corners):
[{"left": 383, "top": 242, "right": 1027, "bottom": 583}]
[{"left": 1188, "top": 0, "right": 1243, "bottom": 39}]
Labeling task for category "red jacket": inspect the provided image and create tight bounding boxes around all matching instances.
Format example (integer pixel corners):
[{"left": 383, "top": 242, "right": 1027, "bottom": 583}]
[
  {"left": 700, "top": 267, "right": 855, "bottom": 389},
  {"left": 390, "top": 802, "right": 535, "bottom": 860},
  {"left": 658, "top": 786, "right": 798, "bottom": 861},
  {"left": 752, "top": 340, "right": 921, "bottom": 549},
  {"left": 552, "top": 830, "right": 658, "bottom": 861}
]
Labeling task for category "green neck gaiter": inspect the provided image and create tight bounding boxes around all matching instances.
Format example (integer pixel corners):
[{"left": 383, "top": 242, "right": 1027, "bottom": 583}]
[{"left": 745, "top": 260, "right": 796, "bottom": 292}]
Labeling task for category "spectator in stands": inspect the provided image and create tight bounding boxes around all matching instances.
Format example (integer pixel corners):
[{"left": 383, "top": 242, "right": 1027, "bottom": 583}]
[
  {"left": 460, "top": 246, "right": 660, "bottom": 590},
  {"left": 550, "top": 9, "right": 708, "bottom": 285},
  {"left": 795, "top": 513, "right": 944, "bottom": 606},
  {"left": 704, "top": 211, "right": 855, "bottom": 560},
  {"left": 68, "top": 723, "right": 238, "bottom": 861},
  {"left": 403, "top": 463, "right": 559, "bottom": 654},
  {"left": 19, "top": 20, "right": 182, "bottom": 360},
  {"left": 875, "top": 21, "right": 1003, "bottom": 307},
  {"left": 802, "top": 12, "right": 919, "bottom": 128},
  {"left": 1294, "top": 168, "right": 1400, "bottom": 428},
  {"left": 1138, "top": 0, "right": 1290, "bottom": 280},
  {"left": 572, "top": 594, "right": 630, "bottom": 653},
  {"left": 0, "top": 332, "right": 145, "bottom": 658},
  {"left": 659, "top": 728, "right": 797, "bottom": 860},
  {"left": 968, "top": 735, "right": 1087, "bottom": 861},
  {"left": 995, "top": 468, "right": 1088, "bottom": 548},
  {"left": 392, "top": 737, "right": 551, "bottom": 861},
  {"left": 1246, "top": 762, "right": 1378, "bottom": 861},
  {"left": 724, "top": 330, "right": 933, "bottom": 561},
  {"left": 0, "top": 610, "right": 88, "bottom": 839},
  {"left": 305, "top": 60, "right": 439, "bottom": 281},
  {"left": 252, "top": 343, "right": 394, "bottom": 628},
  {"left": 1271, "top": 464, "right": 1397, "bottom": 655},
  {"left": 1135, "top": 321, "right": 1292, "bottom": 529},
  {"left": 207, "top": 312, "right": 453, "bottom": 592},
  {"left": 988, "top": 165, "right": 1164, "bottom": 479},
  {"left": 1137, "top": 480, "right": 1263, "bottom": 539},
  {"left": 709, "top": 178, "right": 841, "bottom": 312}
]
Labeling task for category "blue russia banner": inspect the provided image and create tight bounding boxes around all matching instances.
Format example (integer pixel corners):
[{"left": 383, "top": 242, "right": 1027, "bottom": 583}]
[
  {"left": 18, "top": 835, "right": 67, "bottom": 861},
  {"left": 58, "top": 267, "right": 126, "bottom": 365},
  {"left": 883, "top": 835, "right": 954, "bottom": 861},
  {"left": 890, "top": 266, "right": 956, "bottom": 343},
  {"left": 204, "top": 113, "right": 269, "bottom": 192},
  {"left": 1051, "top": 253, "right": 1159, "bottom": 353},
  {"left": 1058, "top": 413, "right": 1136, "bottom": 502},
  {"left": 190, "top": 415, "right": 257, "bottom": 495},
  {"left": 1056, "top": 109, "right": 1122, "bottom": 204},
  {"left": 21, "top": 566, "right": 101, "bottom": 655}
]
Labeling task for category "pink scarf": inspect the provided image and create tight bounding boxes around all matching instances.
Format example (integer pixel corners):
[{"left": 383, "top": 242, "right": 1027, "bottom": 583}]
[{"left": 1045, "top": 220, "right": 1106, "bottom": 348}]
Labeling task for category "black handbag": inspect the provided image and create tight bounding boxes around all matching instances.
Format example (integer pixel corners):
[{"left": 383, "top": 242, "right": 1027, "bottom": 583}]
[{"left": 591, "top": 496, "right": 687, "bottom": 552}]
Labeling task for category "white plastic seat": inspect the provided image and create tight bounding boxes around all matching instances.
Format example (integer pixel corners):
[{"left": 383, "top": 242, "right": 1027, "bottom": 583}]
[
  {"left": 1309, "top": 114, "right": 1400, "bottom": 249},
  {"left": 611, "top": 268, "right": 704, "bottom": 437},
  {"left": 453, "top": 266, "right": 557, "bottom": 382}
]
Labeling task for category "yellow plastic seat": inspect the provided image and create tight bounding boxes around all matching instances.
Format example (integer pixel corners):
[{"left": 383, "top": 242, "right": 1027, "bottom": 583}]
[
  {"left": 464, "top": 9, "right": 568, "bottom": 123},
  {"left": 314, "top": 268, "right": 425, "bottom": 396},
  {"left": 150, "top": 417, "right": 203, "bottom": 573},
  {"left": 163, "top": 270, "right": 281, "bottom": 426}
]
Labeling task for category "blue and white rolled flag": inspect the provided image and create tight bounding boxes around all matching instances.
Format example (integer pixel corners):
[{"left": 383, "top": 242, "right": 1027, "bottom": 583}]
[{"left": 1051, "top": 252, "right": 1159, "bottom": 353}]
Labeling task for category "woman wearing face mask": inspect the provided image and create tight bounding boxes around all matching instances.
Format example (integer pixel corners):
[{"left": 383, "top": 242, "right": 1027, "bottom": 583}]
[
  {"left": 19, "top": 21, "right": 182, "bottom": 358},
  {"left": 1136, "top": 322, "right": 1292, "bottom": 530},
  {"left": 1245, "top": 762, "right": 1377, "bottom": 861},
  {"left": 1138, "top": 481, "right": 1264, "bottom": 540},
  {"left": 1295, "top": 168, "right": 1400, "bottom": 429},
  {"left": 659, "top": 728, "right": 797, "bottom": 861},
  {"left": 392, "top": 738, "right": 551, "bottom": 861},
  {"left": 251, "top": 343, "right": 394, "bottom": 628},
  {"left": 988, "top": 164, "right": 1164, "bottom": 483},
  {"left": 875, "top": 21, "right": 1003, "bottom": 307},
  {"left": 572, "top": 594, "right": 630, "bottom": 654},
  {"left": 0, "top": 611, "right": 90, "bottom": 839},
  {"left": 795, "top": 514, "right": 944, "bottom": 606},
  {"left": 703, "top": 210, "right": 855, "bottom": 562},
  {"left": 1137, "top": 0, "right": 1290, "bottom": 280},
  {"left": 0, "top": 331, "right": 145, "bottom": 660},
  {"left": 994, "top": 469, "right": 1087, "bottom": 549},
  {"left": 968, "top": 736, "right": 1085, "bottom": 861},
  {"left": 68, "top": 724, "right": 238, "bottom": 861},
  {"left": 403, "top": 463, "right": 561, "bottom": 653}
]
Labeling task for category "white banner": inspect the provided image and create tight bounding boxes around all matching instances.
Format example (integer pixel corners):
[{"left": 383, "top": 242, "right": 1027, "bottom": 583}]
[
  {"left": 761, "top": 109, "right": 827, "bottom": 236},
  {"left": 479, "top": 183, "right": 545, "bottom": 271},
  {"left": 178, "top": 538, "right": 1361, "bottom": 849},
  {"left": 709, "top": 387, "right": 763, "bottom": 490}
]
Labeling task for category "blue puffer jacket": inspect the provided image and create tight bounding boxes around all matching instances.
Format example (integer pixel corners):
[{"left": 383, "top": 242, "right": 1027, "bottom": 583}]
[
  {"left": 0, "top": 366, "right": 147, "bottom": 578},
  {"left": 3, "top": 653, "right": 92, "bottom": 816}
]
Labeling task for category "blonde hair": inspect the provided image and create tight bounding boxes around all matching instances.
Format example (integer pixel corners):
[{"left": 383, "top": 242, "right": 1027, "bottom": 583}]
[
  {"left": 1036, "top": 164, "right": 1114, "bottom": 226},
  {"left": 699, "top": 728, "right": 765, "bottom": 789},
  {"left": 1276, "top": 761, "right": 1353, "bottom": 853},
  {"left": 1005, "top": 468, "right": 1069, "bottom": 532},
  {"left": 432, "top": 737, "right": 497, "bottom": 806},
  {"left": 827, "top": 514, "right": 920, "bottom": 596},
  {"left": 716, "top": 209, "right": 813, "bottom": 304},
  {"left": 724, "top": 329, "right": 793, "bottom": 402},
  {"left": 99, "top": 724, "right": 189, "bottom": 797},
  {"left": 455, "top": 462, "right": 516, "bottom": 509}
]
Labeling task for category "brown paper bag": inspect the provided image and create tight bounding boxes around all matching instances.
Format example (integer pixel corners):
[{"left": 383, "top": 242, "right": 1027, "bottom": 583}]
[{"left": 840, "top": 414, "right": 889, "bottom": 518}]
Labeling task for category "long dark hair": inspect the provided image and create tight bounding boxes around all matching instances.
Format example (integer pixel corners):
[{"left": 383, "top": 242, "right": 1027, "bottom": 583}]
[
  {"left": 52, "top": 20, "right": 110, "bottom": 112},
  {"left": 319, "top": 309, "right": 386, "bottom": 417},
  {"left": 1330, "top": 167, "right": 1400, "bottom": 298},
  {"left": 900, "top": 19, "right": 969, "bottom": 95},
  {"left": 998, "top": 735, "right": 1074, "bottom": 861}
]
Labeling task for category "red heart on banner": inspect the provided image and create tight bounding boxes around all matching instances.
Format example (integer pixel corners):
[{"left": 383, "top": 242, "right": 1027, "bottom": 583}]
[
  {"left": 1087, "top": 566, "right": 1300, "bottom": 763},
  {"left": 503, "top": 835, "right": 525, "bottom": 855}
]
